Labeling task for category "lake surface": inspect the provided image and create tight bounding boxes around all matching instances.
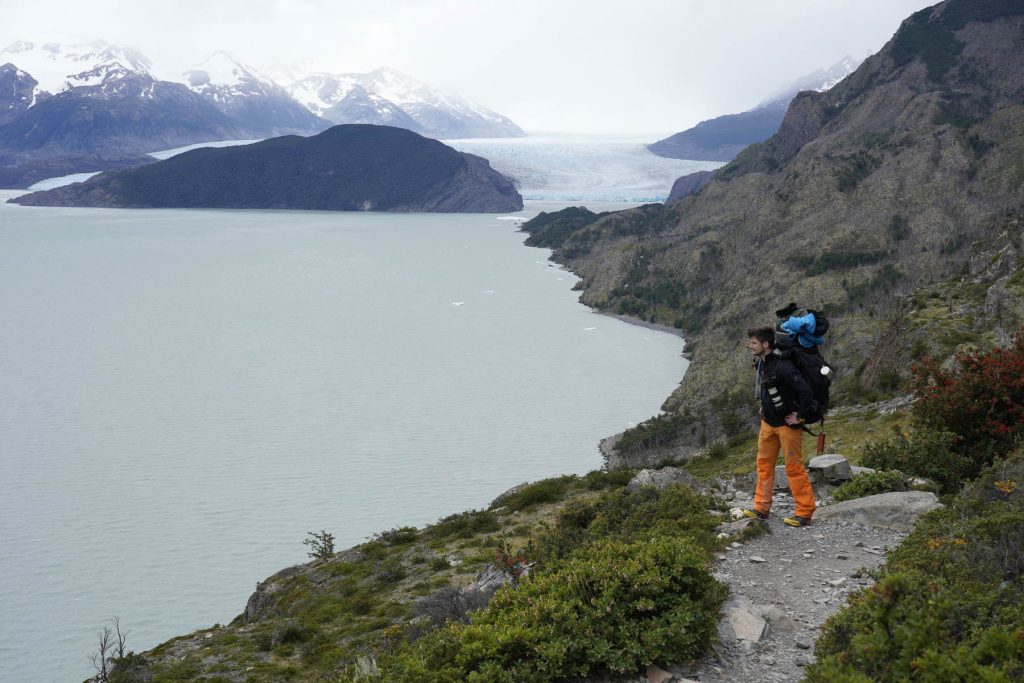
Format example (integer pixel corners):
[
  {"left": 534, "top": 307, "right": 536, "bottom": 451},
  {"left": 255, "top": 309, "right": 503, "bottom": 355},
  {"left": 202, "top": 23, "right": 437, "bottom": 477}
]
[{"left": 0, "top": 196, "right": 687, "bottom": 682}]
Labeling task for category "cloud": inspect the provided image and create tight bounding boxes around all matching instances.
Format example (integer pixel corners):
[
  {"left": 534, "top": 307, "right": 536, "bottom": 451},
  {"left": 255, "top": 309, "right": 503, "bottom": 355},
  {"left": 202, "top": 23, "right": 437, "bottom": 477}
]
[{"left": 1, "top": 0, "right": 937, "bottom": 133}]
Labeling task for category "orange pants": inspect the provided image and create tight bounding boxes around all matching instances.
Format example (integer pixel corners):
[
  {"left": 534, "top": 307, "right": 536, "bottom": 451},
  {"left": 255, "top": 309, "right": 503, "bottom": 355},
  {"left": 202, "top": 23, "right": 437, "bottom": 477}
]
[{"left": 753, "top": 420, "right": 816, "bottom": 519}]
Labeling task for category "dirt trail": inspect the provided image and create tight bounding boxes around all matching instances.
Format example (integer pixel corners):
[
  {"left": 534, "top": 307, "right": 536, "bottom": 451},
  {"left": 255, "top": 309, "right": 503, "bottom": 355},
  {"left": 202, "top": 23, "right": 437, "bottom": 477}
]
[{"left": 683, "top": 490, "right": 906, "bottom": 682}]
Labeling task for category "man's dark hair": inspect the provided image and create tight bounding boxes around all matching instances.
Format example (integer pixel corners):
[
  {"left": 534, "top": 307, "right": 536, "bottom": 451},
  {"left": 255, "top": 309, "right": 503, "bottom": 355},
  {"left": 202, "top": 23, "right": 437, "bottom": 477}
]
[{"left": 747, "top": 326, "right": 776, "bottom": 347}]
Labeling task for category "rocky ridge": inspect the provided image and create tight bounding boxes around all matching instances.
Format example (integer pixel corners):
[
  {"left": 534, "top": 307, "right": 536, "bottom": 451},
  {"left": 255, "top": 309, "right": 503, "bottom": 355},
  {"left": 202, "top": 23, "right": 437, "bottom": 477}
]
[
  {"left": 522, "top": 0, "right": 1024, "bottom": 468},
  {"left": 10, "top": 124, "right": 524, "bottom": 212}
]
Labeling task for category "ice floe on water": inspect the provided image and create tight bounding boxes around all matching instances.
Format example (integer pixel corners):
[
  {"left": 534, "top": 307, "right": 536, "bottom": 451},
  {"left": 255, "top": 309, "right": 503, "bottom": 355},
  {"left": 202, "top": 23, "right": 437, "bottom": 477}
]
[{"left": 446, "top": 133, "right": 724, "bottom": 203}]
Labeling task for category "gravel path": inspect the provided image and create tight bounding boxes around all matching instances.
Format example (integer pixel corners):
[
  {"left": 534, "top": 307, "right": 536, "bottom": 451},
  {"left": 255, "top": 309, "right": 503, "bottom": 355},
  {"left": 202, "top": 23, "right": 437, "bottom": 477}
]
[{"left": 677, "top": 490, "right": 907, "bottom": 682}]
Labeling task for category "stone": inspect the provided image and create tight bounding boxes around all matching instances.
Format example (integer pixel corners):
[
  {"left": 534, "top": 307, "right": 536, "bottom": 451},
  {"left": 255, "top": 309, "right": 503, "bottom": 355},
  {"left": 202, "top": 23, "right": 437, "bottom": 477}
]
[
  {"left": 795, "top": 637, "right": 812, "bottom": 650},
  {"left": 815, "top": 491, "right": 944, "bottom": 531},
  {"left": 807, "top": 454, "right": 853, "bottom": 484},
  {"left": 755, "top": 605, "right": 798, "bottom": 633},
  {"left": 750, "top": 556, "right": 767, "bottom": 563},
  {"left": 851, "top": 465, "right": 876, "bottom": 476},
  {"left": 626, "top": 466, "right": 706, "bottom": 493},
  {"left": 837, "top": 553, "right": 849, "bottom": 560},
  {"left": 721, "top": 601, "right": 767, "bottom": 643},
  {"left": 718, "top": 518, "right": 759, "bottom": 540},
  {"left": 795, "top": 654, "right": 812, "bottom": 667},
  {"left": 828, "top": 577, "right": 847, "bottom": 587},
  {"left": 645, "top": 664, "right": 673, "bottom": 683}
]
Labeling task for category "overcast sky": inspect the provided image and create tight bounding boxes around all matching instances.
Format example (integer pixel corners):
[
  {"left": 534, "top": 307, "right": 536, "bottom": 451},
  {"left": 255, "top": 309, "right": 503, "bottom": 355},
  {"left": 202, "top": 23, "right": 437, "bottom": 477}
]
[{"left": 2, "top": 0, "right": 938, "bottom": 134}]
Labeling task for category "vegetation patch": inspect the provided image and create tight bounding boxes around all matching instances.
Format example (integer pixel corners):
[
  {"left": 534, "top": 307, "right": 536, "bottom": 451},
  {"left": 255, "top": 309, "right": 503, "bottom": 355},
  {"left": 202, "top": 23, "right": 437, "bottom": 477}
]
[
  {"left": 830, "top": 469, "right": 910, "bottom": 502},
  {"left": 374, "top": 536, "right": 726, "bottom": 682},
  {"left": 808, "top": 450, "right": 1024, "bottom": 682},
  {"left": 793, "top": 249, "right": 889, "bottom": 276}
]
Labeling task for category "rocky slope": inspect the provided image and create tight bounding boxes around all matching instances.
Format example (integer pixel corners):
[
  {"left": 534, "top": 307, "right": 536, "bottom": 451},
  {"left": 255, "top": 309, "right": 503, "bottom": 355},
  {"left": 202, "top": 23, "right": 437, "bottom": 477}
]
[
  {"left": 11, "top": 124, "right": 523, "bottom": 212},
  {"left": 0, "top": 74, "right": 241, "bottom": 187},
  {"left": 522, "top": 0, "right": 1024, "bottom": 467}
]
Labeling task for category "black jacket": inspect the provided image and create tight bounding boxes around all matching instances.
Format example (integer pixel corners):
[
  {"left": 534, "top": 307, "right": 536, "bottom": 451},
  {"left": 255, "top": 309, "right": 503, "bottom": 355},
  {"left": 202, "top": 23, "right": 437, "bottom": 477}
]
[{"left": 756, "top": 350, "right": 815, "bottom": 428}]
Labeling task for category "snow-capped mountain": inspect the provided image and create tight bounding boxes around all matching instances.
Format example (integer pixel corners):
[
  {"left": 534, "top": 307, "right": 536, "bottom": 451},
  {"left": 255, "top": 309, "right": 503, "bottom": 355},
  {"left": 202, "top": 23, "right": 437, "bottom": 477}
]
[
  {"left": 0, "top": 41, "right": 245, "bottom": 188},
  {"left": 183, "top": 52, "right": 329, "bottom": 137},
  {"left": 649, "top": 55, "right": 862, "bottom": 162},
  {"left": 0, "top": 40, "right": 153, "bottom": 99},
  {"left": 758, "top": 54, "right": 862, "bottom": 108},
  {"left": 0, "top": 64, "right": 39, "bottom": 125},
  {"left": 287, "top": 67, "right": 525, "bottom": 139}
]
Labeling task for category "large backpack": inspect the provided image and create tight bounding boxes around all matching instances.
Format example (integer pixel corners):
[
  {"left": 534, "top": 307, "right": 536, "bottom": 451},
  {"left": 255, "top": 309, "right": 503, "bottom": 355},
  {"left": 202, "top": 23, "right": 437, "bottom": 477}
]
[{"left": 774, "top": 314, "right": 832, "bottom": 424}]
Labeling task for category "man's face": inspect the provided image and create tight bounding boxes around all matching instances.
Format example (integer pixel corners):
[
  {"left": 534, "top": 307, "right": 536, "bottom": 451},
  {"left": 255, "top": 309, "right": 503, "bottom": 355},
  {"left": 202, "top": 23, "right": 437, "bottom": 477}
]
[{"left": 747, "top": 337, "right": 770, "bottom": 358}]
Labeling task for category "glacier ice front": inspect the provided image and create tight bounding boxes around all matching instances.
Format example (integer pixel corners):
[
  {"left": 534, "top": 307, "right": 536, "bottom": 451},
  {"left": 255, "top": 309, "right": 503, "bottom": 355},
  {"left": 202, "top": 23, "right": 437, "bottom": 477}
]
[{"left": 446, "top": 133, "right": 723, "bottom": 203}]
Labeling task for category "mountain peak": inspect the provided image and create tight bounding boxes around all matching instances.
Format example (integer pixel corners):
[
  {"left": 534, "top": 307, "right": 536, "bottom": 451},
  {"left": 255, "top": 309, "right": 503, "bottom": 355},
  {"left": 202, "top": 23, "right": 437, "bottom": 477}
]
[{"left": 0, "top": 39, "right": 152, "bottom": 95}]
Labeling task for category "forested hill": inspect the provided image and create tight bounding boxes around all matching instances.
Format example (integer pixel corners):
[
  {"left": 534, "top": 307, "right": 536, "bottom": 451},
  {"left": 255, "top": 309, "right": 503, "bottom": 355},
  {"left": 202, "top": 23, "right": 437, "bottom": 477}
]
[
  {"left": 11, "top": 124, "right": 523, "bottom": 213},
  {"left": 522, "top": 0, "right": 1024, "bottom": 465}
]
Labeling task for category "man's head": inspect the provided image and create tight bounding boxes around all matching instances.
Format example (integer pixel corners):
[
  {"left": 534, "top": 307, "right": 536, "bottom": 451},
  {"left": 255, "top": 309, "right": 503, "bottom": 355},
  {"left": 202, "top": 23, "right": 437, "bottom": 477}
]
[{"left": 746, "top": 326, "right": 775, "bottom": 358}]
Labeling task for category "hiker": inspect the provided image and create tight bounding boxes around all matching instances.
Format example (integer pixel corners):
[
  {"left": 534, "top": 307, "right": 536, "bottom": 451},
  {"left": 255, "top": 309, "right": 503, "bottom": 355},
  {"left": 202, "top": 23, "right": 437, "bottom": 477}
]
[{"left": 743, "top": 326, "right": 816, "bottom": 527}]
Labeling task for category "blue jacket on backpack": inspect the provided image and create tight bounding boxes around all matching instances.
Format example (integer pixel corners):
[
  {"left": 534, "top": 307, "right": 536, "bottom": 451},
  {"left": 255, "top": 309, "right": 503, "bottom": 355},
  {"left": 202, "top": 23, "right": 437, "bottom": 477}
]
[{"left": 780, "top": 312, "right": 824, "bottom": 348}]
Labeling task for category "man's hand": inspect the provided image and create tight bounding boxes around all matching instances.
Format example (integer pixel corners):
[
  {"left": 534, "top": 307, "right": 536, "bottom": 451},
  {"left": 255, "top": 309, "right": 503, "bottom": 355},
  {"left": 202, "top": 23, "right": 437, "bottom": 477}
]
[{"left": 784, "top": 412, "right": 803, "bottom": 426}]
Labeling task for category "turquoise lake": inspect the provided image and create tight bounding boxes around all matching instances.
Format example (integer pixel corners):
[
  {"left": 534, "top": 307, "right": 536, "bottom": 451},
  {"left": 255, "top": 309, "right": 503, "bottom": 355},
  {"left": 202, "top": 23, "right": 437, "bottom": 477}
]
[{"left": 0, "top": 196, "right": 687, "bottom": 682}]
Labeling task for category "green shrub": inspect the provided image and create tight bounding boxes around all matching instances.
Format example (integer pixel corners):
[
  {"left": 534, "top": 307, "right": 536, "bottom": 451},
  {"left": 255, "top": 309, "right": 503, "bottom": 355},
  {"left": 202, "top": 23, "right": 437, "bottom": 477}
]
[
  {"left": 492, "top": 477, "right": 574, "bottom": 512},
  {"left": 376, "top": 537, "right": 726, "bottom": 682},
  {"left": 531, "top": 484, "right": 719, "bottom": 568},
  {"left": 831, "top": 470, "right": 908, "bottom": 502},
  {"left": 616, "top": 412, "right": 693, "bottom": 453},
  {"left": 861, "top": 427, "right": 970, "bottom": 494},
  {"left": 374, "top": 526, "right": 419, "bottom": 546},
  {"left": 577, "top": 469, "right": 634, "bottom": 491},
  {"left": 428, "top": 556, "right": 452, "bottom": 571},
  {"left": 428, "top": 510, "right": 500, "bottom": 540},
  {"left": 808, "top": 450, "right": 1024, "bottom": 682}
]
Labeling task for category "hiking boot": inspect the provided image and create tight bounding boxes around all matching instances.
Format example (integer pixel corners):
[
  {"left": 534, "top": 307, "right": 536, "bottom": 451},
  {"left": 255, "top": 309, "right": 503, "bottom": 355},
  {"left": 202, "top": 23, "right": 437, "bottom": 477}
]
[
  {"left": 784, "top": 515, "right": 812, "bottom": 527},
  {"left": 742, "top": 509, "right": 769, "bottom": 520}
]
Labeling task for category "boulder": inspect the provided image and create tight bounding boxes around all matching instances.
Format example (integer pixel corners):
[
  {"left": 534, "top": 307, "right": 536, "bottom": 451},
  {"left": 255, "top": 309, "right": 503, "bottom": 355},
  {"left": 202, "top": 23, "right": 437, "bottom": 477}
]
[
  {"left": 851, "top": 465, "right": 876, "bottom": 476},
  {"left": 754, "top": 604, "right": 798, "bottom": 633},
  {"left": 808, "top": 454, "right": 853, "bottom": 484},
  {"left": 626, "top": 466, "right": 706, "bottom": 493},
  {"left": 718, "top": 597, "right": 767, "bottom": 644},
  {"left": 815, "top": 491, "right": 944, "bottom": 531},
  {"left": 716, "top": 517, "right": 759, "bottom": 540}
]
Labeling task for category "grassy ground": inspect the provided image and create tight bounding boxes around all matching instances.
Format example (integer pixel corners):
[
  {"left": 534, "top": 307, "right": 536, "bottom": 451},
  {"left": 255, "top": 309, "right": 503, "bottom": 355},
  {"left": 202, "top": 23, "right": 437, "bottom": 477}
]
[{"left": 683, "top": 408, "right": 912, "bottom": 479}]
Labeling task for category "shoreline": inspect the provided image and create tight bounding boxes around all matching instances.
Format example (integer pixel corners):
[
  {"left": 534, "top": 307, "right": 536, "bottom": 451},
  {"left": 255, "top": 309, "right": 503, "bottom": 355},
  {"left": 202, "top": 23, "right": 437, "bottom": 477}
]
[{"left": 596, "top": 310, "right": 687, "bottom": 341}]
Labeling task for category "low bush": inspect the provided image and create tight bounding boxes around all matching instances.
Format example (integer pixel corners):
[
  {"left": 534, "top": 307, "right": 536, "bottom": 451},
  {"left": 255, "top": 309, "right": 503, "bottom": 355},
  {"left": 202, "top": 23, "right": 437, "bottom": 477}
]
[
  {"left": 427, "top": 510, "right": 501, "bottom": 540},
  {"left": 831, "top": 470, "right": 908, "bottom": 502},
  {"left": 375, "top": 537, "right": 726, "bottom": 682},
  {"left": 615, "top": 412, "right": 693, "bottom": 453},
  {"left": 912, "top": 332, "right": 1024, "bottom": 470},
  {"left": 374, "top": 526, "right": 418, "bottom": 546},
  {"left": 531, "top": 484, "right": 719, "bottom": 568},
  {"left": 807, "top": 450, "right": 1024, "bottom": 682},
  {"left": 491, "top": 476, "right": 574, "bottom": 512},
  {"left": 861, "top": 427, "right": 971, "bottom": 494}
]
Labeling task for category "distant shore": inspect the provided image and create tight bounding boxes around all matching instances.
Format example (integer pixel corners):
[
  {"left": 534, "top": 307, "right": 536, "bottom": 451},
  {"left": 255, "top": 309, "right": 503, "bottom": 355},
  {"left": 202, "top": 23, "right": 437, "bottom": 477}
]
[{"left": 597, "top": 311, "right": 687, "bottom": 341}]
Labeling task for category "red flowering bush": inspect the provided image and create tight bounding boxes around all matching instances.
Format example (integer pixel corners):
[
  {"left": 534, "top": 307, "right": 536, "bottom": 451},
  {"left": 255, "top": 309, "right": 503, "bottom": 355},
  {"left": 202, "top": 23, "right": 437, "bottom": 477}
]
[
  {"left": 863, "top": 330, "right": 1024, "bottom": 493},
  {"left": 912, "top": 330, "right": 1024, "bottom": 462}
]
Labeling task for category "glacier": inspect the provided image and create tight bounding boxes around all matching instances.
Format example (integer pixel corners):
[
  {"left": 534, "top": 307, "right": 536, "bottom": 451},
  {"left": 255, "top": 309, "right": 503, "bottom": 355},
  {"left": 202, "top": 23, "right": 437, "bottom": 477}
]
[{"left": 445, "top": 134, "right": 724, "bottom": 203}]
